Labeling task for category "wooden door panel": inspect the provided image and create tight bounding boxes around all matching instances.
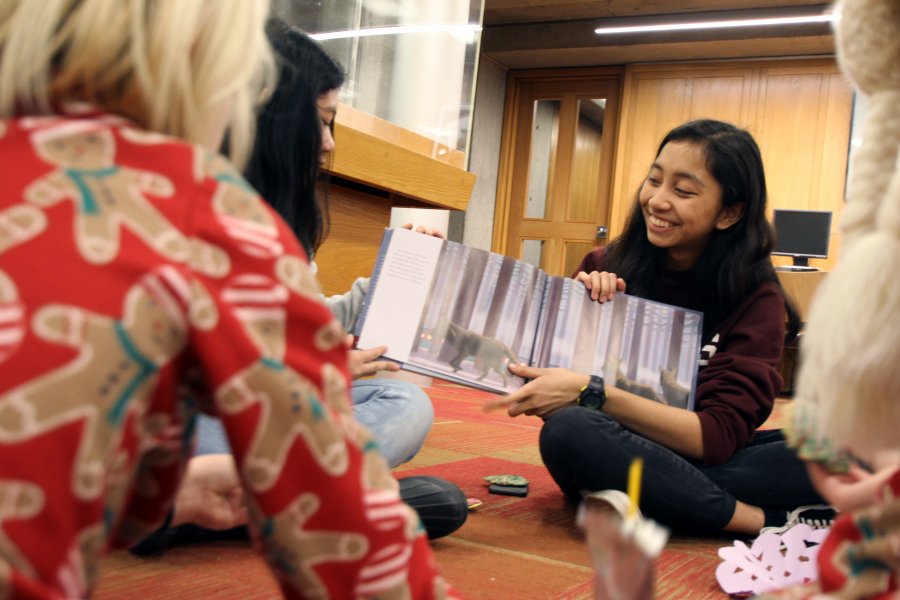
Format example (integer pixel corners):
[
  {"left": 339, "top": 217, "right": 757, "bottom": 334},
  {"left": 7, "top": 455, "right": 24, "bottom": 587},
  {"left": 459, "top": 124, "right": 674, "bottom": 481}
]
[
  {"left": 567, "top": 102, "right": 605, "bottom": 223},
  {"left": 547, "top": 95, "right": 579, "bottom": 223},
  {"left": 519, "top": 220, "right": 597, "bottom": 239},
  {"left": 495, "top": 69, "right": 623, "bottom": 276},
  {"left": 563, "top": 240, "right": 599, "bottom": 279},
  {"left": 520, "top": 223, "right": 599, "bottom": 275}
]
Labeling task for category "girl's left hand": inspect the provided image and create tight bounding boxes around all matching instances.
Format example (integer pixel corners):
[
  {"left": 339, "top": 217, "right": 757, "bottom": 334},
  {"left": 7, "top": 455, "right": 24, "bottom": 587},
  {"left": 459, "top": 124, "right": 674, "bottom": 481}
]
[{"left": 484, "top": 364, "right": 589, "bottom": 420}]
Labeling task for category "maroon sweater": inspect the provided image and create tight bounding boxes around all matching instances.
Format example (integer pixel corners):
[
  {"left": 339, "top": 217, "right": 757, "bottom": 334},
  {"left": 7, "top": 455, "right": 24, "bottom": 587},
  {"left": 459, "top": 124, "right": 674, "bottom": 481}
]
[{"left": 575, "top": 248, "right": 785, "bottom": 466}]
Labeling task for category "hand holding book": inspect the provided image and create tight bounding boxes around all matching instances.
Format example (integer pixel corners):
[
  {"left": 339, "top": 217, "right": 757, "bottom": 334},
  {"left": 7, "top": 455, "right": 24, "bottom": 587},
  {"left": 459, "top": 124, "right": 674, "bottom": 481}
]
[
  {"left": 346, "top": 334, "right": 400, "bottom": 379},
  {"left": 574, "top": 270, "right": 627, "bottom": 303},
  {"left": 482, "top": 364, "right": 589, "bottom": 419}
]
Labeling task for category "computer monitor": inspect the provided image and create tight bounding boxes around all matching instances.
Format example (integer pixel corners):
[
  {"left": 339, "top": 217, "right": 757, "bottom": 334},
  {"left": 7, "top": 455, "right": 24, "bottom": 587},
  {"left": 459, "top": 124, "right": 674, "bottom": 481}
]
[{"left": 772, "top": 209, "right": 832, "bottom": 268}]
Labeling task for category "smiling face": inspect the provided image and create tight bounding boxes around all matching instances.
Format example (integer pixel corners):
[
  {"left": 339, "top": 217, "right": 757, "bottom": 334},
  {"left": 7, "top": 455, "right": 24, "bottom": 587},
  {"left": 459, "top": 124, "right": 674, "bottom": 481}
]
[
  {"left": 316, "top": 88, "right": 339, "bottom": 166},
  {"left": 639, "top": 141, "right": 742, "bottom": 270}
]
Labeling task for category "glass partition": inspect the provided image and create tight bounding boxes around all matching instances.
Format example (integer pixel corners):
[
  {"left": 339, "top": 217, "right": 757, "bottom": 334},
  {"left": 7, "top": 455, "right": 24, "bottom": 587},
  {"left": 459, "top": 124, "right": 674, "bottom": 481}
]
[
  {"left": 522, "top": 239, "right": 546, "bottom": 269},
  {"left": 272, "top": 0, "right": 483, "bottom": 155},
  {"left": 525, "top": 99, "right": 560, "bottom": 219}
]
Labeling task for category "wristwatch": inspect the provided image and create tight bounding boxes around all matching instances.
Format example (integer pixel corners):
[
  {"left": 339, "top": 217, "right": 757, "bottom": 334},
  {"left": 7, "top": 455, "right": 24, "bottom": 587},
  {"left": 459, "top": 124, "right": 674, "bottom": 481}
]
[{"left": 577, "top": 374, "right": 606, "bottom": 411}]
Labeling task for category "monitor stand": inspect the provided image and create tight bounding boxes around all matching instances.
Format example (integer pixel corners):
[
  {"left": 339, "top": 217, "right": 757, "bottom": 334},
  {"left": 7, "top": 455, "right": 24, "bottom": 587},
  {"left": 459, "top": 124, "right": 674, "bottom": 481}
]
[{"left": 778, "top": 256, "right": 819, "bottom": 272}]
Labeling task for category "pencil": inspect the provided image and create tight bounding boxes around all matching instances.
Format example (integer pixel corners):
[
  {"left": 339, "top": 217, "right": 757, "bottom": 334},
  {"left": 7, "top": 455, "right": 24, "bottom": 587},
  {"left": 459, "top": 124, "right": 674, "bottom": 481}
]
[{"left": 627, "top": 456, "right": 643, "bottom": 519}]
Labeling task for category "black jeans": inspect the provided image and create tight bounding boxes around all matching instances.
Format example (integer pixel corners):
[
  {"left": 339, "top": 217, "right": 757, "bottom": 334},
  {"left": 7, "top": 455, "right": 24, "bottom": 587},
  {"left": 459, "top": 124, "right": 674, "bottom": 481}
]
[{"left": 539, "top": 406, "right": 823, "bottom": 532}]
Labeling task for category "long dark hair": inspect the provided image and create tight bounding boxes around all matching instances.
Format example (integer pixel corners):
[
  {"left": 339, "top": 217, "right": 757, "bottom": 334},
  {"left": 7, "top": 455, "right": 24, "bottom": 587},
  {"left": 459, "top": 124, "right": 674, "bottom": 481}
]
[
  {"left": 245, "top": 18, "right": 346, "bottom": 257},
  {"left": 606, "top": 119, "right": 800, "bottom": 342}
]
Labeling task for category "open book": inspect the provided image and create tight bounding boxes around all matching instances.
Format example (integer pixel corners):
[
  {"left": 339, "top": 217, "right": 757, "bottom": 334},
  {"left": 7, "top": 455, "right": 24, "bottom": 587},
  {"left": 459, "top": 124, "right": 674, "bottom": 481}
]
[{"left": 356, "top": 228, "right": 704, "bottom": 409}]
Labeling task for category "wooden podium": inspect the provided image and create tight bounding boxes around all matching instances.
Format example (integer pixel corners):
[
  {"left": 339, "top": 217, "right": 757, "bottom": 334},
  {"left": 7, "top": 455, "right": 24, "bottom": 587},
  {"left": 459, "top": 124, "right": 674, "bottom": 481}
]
[{"left": 776, "top": 269, "right": 828, "bottom": 395}]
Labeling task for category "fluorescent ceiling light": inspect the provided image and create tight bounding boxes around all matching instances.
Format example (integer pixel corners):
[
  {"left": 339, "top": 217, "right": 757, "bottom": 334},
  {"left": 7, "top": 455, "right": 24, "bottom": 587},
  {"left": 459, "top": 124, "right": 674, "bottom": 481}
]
[
  {"left": 311, "top": 23, "right": 482, "bottom": 41},
  {"left": 594, "top": 14, "right": 833, "bottom": 35}
]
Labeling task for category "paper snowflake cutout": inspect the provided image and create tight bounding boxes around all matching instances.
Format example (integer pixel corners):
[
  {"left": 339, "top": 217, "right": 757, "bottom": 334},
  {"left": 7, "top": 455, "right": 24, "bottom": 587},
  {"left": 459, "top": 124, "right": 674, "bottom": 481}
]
[{"left": 716, "top": 524, "right": 830, "bottom": 596}]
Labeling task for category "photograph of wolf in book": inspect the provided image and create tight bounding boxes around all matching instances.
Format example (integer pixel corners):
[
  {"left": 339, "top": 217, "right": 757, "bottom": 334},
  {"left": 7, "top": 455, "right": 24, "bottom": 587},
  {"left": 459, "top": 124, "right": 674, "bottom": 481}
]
[
  {"left": 533, "top": 277, "right": 703, "bottom": 409},
  {"left": 407, "top": 241, "right": 545, "bottom": 394}
]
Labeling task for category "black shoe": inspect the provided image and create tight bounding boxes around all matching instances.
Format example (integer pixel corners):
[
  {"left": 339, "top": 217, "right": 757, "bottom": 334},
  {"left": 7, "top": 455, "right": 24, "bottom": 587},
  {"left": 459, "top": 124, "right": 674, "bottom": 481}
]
[
  {"left": 129, "top": 513, "right": 249, "bottom": 556},
  {"left": 131, "top": 475, "right": 468, "bottom": 556},
  {"left": 759, "top": 504, "right": 837, "bottom": 535},
  {"left": 399, "top": 475, "right": 468, "bottom": 540}
]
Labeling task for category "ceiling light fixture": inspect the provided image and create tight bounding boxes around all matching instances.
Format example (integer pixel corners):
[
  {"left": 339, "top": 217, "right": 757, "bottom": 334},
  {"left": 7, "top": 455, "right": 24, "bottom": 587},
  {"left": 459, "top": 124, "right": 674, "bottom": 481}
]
[
  {"left": 594, "top": 14, "right": 833, "bottom": 35},
  {"left": 311, "top": 23, "right": 482, "bottom": 41}
]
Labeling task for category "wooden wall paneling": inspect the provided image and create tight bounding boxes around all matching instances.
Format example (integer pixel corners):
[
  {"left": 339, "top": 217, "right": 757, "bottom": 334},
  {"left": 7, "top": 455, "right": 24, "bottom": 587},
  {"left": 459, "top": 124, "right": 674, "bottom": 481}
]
[
  {"left": 314, "top": 183, "right": 393, "bottom": 296},
  {"left": 816, "top": 72, "right": 853, "bottom": 268},
  {"left": 689, "top": 72, "right": 756, "bottom": 128},
  {"left": 607, "top": 59, "right": 850, "bottom": 272},
  {"left": 610, "top": 74, "right": 690, "bottom": 239},
  {"left": 756, "top": 71, "right": 828, "bottom": 211},
  {"left": 611, "top": 65, "right": 760, "bottom": 239},
  {"left": 756, "top": 63, "right": 851, "bottom": 270}
]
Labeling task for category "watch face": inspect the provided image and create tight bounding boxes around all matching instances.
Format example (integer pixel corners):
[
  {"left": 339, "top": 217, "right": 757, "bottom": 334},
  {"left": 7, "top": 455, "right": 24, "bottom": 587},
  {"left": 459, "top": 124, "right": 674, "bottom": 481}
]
[
  {"left": 580, "top": 391, "right": 604, "bottom": 410},
  {"left": 579, "top": 375, "right": 606, "bottom": 410}
]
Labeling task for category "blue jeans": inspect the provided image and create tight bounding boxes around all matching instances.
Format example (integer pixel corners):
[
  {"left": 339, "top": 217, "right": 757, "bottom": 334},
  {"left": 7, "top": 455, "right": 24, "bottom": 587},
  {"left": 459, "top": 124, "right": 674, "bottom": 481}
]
[
  {"left": 539, "top": 406, "right": 823, "bottom": 532},
  {"left": 195, "top": 378, "right": 434, "bottom": 468}
]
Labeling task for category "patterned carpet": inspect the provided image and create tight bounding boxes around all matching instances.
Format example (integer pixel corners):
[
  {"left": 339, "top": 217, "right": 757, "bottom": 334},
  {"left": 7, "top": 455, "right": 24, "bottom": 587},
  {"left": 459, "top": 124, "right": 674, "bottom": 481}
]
[
  {"left": 96, "top": 379, "right": 788, "bottom": 598},
  {"left": 394, "top": 381, "right": 737, "bottom": 600}
]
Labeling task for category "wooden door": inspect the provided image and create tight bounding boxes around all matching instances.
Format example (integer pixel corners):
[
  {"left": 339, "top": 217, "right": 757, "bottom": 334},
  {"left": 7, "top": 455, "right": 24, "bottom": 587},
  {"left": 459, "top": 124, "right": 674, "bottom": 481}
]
[{"left": 493, "top": 69, "right": 622, "bottom": 277}]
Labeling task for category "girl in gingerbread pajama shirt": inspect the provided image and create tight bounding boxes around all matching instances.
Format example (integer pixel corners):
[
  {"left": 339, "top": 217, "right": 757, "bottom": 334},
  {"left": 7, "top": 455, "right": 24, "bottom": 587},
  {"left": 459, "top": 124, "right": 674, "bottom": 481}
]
[{"left": 0, "top": 1, "right": 453, "bottom": 598}]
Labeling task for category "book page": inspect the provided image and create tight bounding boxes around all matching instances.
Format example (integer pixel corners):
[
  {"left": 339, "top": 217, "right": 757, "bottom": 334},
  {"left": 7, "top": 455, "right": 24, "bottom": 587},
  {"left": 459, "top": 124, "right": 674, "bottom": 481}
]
[
  {"left": 402, "top": 247, "right": 543, "bottom": 394},
  {"left": 357, "top": 229, "right": 544, "bottom": 394},
  {"left": 356, "top": 228, "right": 444, "bottom": 362},
  {"left": 535, "top": 278, "right": 703, "bottom": 410}
]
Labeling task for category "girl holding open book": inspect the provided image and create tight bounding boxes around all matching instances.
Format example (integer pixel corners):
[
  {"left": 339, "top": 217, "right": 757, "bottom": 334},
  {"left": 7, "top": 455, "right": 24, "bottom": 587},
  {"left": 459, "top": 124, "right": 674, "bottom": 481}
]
[{"left": 488, "top": 119, "right": 829, "bottom": 535}]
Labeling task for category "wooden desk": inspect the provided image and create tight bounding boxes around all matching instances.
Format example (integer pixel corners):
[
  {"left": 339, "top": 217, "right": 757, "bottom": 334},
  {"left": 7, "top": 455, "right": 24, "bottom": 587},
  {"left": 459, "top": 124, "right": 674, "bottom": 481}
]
[
  {"left": 777, "top": 269, "right": 828, "bottom": 322},
  {"left": 776, "top": 269, "right": 828, "bottom": 395},
  {"left": 315, "top": 107, "right": 476, "bottom": 296}
]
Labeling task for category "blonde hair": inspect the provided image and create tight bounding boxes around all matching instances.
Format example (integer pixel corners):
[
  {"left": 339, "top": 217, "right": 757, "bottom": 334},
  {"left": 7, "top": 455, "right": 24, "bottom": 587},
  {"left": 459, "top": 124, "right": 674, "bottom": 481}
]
[
  {"left": 0, "top": 0, "right": 275, "bottom": 167},
  {"left": 792, "top": 0, "right": 900, "bottom": 461}
]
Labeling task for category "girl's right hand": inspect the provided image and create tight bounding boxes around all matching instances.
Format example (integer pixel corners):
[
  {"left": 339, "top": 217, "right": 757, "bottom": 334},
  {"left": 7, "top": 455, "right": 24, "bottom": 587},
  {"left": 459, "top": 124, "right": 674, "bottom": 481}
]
[{"left": 575, "top": 270, "right": 626, "bottom": 303}]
